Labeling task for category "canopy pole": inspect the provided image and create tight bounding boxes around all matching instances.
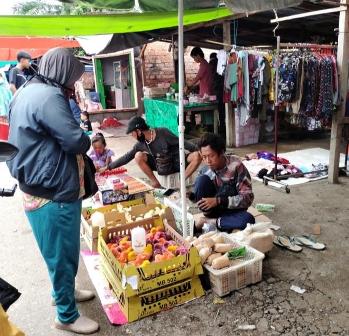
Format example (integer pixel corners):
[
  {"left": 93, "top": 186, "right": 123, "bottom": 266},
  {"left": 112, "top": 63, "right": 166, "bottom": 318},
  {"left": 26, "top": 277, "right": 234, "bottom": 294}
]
[
  {"left": 273, "top": 35, "right": 280, "bottom": 179},
  {"left": 223, "top": 21, "right": 235, "bottom": 147},
  {"left": 329, "top": 0, "right": 349, "bottom": 183},
  {"left": 178, "top": 0, "right": 188, "bottom": 237}
]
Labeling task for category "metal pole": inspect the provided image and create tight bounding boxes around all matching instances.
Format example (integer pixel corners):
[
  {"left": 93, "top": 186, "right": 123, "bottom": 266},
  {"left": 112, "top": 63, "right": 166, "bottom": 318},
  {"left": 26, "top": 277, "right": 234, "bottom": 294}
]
[
  {"left": 274, "top": 35, "right": 280, "bottom": 179},
  {"left": 178, "top": 0, "right": 188, "bottom": 237}
]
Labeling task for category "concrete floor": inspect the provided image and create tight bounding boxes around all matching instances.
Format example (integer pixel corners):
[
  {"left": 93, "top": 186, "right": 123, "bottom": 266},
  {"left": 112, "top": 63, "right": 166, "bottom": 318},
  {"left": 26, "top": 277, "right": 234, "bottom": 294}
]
[{"left": 1, "top": 132, "right": 349, "bottom": 336}]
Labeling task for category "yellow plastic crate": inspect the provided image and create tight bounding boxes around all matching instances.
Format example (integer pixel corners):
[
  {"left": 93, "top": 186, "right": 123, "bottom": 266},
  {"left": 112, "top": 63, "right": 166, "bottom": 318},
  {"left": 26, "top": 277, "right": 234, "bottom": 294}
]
[
  {"left": 98, "top": 217, "right": 203, "bottom": 297},
  {"left": 101, "top": 261, "right": 204, "bottom": 322}
]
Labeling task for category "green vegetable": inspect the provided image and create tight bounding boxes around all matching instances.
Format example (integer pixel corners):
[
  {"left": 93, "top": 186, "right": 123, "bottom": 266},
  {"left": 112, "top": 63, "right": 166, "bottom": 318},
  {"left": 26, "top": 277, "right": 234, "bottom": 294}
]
[{"left": 227, "top": 246, "right": 247, "bottom": 260}]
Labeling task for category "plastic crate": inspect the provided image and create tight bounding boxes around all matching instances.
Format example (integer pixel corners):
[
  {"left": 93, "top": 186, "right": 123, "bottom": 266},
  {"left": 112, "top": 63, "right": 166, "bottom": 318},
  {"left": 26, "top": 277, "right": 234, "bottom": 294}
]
[
  {"left": 204, "top": 233, "right": 265, "bottom": 297},
  {"left": 163, "top": 197, "right": 200, "bottom": 237},
  {"left": 98, "top": 217, "right": 203, "bottom": 297},
  {"left": 154, "top": 172, "right": 194, "bottom": 189}
]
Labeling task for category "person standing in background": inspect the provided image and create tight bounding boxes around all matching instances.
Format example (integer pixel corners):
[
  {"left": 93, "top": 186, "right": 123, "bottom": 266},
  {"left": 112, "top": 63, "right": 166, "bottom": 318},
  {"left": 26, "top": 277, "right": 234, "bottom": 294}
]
[
  {"left": 209, "top": 52, "right": 225, "bottom": 137},
  {"left": 8, "top": 51, "right": 31, "bottom": 94},
  {"left": 185, "top": 47, "right": 214, "bottom": 97}
]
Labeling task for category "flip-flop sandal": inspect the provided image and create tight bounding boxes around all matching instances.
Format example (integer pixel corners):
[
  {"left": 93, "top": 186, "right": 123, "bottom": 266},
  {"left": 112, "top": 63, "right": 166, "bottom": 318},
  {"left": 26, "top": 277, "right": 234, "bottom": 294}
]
[
  {"left": 292, "top": 235, "right": 326, "bottom": 251},
  {"left": 273, "top": 235, "right": 303, "bottom": 252}
]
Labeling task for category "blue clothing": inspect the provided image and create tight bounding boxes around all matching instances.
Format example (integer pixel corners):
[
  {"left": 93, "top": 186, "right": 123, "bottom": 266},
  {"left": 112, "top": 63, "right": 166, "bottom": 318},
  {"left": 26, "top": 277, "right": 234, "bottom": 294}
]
[
  {"left": 69, "top": 98, "right": 82, "bottom": 124},
  {"left": 7, "top": 81, "right": 90, "bottom": 202},
  {"left": 0, "top": 73, "right": 12, "bottom": 117},
  {"left": 194, "top": 174, "right": 255, "bottom": 232},
  {"left": 26, "top": 200, "right": 82, "bottom": 324}
]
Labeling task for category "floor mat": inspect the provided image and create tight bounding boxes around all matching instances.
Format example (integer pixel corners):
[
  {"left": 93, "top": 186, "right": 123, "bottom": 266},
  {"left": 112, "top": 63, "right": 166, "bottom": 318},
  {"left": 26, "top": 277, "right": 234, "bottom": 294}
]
[
  {"left": 80, "top": 250, "right": 128, "bottom": 325},
  {"left": 245, "top": 148, "right": 346, "bottom": 187}
]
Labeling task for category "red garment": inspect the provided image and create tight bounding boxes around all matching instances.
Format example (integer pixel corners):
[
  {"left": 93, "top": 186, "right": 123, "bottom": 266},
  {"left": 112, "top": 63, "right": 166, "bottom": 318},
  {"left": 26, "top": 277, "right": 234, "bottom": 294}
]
[{"left": 194, "top": 59, "right": 214, "bottom": 96}]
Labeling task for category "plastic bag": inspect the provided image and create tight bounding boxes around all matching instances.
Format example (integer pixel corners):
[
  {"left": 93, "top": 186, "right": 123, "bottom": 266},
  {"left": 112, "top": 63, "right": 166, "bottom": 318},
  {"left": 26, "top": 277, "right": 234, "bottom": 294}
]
[{"left": 0, "top": 277, "right": 21, "bottom": 312}]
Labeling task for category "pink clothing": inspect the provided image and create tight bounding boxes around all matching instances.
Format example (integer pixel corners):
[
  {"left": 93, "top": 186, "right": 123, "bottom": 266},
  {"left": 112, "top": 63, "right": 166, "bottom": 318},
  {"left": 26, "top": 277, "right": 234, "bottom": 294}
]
[{"left": 194, "top": 59, "right": 214, "bottom": 97}]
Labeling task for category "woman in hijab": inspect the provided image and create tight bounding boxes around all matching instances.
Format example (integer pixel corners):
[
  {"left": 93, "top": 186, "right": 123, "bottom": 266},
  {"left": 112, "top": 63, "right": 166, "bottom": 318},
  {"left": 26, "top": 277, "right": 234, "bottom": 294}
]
[{"left": 7, "top": 48, "right": 99, "bottom": 334}]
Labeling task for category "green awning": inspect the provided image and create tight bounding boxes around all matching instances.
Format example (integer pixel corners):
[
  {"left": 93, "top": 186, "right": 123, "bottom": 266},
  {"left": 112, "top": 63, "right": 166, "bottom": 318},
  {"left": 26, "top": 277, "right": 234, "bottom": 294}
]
[
  {"left": 61, "top": 0, "right": 301, "bottom": 12},
  {"left": 0, "top": 7, "right": 232, "bottom": 37}
]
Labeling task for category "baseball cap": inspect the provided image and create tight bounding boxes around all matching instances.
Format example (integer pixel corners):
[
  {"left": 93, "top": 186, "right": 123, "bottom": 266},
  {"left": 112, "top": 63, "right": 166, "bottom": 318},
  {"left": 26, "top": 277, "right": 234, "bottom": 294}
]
[{"left": 126, "top": 116, "right": 149, "bottom": 134}]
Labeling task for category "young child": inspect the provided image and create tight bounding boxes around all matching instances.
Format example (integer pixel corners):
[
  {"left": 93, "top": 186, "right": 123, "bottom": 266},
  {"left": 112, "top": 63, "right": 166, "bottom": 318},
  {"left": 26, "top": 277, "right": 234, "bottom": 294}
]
[
  {"left": 80, "top": 111, "right": 92, "bottom": 132},
  {"left": 88, "top": 133, "right": 114, "bottom": 172}
]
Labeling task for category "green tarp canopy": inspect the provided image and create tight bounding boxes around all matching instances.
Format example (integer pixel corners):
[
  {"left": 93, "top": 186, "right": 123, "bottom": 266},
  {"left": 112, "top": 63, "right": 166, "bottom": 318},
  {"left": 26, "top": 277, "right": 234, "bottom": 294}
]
[
  {"left": 61, "top": 0, "right": 302, "bottom": 13},
  {"left": 0, "top": 0, "right": 302, "bottom": 37},
  {"left": 0, "top": 8, "right": 232, "bottom": 37}
]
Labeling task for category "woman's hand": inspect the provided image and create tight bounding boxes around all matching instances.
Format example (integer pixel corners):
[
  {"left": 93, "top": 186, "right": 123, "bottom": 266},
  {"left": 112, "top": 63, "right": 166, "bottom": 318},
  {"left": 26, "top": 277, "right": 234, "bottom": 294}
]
[{"left": 197, "top": 197, "right": 218, "bottom": 211}]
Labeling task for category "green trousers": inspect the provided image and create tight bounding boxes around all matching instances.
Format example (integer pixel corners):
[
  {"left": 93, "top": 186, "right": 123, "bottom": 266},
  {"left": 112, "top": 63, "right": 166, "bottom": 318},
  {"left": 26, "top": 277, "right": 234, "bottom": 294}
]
[{"left": 26, "top": 200, "right": 82, "bottom": 324}]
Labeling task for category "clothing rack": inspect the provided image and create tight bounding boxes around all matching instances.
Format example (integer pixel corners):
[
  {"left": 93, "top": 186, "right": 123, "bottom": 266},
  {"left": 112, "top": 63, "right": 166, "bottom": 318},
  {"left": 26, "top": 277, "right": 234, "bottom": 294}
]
[
  {"left": 263, "top": 42, "right": 337, "bottom": 193},
  {"left": 279, "top": 42, "right": 337, "bottom": 49}
]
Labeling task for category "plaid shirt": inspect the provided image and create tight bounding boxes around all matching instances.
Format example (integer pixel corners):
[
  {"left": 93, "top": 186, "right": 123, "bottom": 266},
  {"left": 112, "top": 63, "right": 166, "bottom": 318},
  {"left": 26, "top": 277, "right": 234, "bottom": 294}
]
[{"left": 200, "top": 154, "right": 254, "bottom": 210}]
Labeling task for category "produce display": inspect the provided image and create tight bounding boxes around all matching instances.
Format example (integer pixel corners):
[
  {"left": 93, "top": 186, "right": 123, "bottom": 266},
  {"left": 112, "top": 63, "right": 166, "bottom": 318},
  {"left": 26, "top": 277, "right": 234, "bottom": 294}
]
[
  {"left": 122, "top": 175, "right": 153, "bottom": 194},
  {"left": 113, "top": 203, "right": 166, "bottom": 223},
  {"left": 95, "top": 173, "right": 152, "bottom": 197},
  {"left": 186, "top": 232, "right": 247, "bottom": 270},
  {"left": 106, "top": 226, "right": 189, "bottom": 268},
  {"left": 99, "top": 167, "right": 127, "bottom": 177}
]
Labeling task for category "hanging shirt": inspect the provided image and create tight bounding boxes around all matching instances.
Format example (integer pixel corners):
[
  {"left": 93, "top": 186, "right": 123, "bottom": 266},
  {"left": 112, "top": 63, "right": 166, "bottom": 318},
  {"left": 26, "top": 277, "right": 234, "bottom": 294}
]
[
  {"left": 217, "top": 50, "right": 227, "bottom": 76},
  {"left": 228, "top": 62, "right": 238, "bottom": 103},
  {"left": 194, "top": 59, "right": 214, "bottom": 97},
  {"left": 237, "top": 51, "right": 251, "bottom": 126}
]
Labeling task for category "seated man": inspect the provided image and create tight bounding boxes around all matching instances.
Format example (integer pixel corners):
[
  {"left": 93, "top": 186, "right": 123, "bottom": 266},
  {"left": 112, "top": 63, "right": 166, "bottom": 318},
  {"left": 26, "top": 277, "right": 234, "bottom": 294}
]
[
  {"left": 193, "top": 133, "right": 255, "bottom": 232},
  {"left": 108, "top": 116, "right": 201, "bottom": 188}
]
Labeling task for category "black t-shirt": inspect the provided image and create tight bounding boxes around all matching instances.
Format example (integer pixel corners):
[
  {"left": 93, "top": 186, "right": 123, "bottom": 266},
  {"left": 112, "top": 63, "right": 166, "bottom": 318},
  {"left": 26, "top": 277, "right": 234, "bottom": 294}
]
[
  {"left": 82, "top": 120, "right": 92, "bottom": 132},
  {"left": 9, "top": 67, "right": 27, "bottom": 89}
]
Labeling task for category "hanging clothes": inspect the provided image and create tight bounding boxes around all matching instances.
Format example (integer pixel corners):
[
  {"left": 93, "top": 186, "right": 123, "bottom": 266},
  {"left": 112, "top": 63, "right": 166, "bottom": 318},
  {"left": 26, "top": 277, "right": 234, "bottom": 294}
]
[
  {"left": 291, "top": 58, "right": 304, "bottom": 114},
  {"left": 228, "top": 62, "right": 238, "bottom": 102},
  {"left": 217, "top": 49, "right": 227, "bottom": 76},
  {"left": 237, "top": 50, "right": 251, "bottom": 126},
  {"left": 278, "top": 53, "right": 300, "bottom": 103}
]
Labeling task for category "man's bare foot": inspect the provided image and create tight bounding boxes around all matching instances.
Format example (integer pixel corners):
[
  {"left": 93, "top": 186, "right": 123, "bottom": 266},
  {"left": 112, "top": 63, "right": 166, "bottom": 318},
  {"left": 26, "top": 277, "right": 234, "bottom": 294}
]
[{"left": 195, "top": 216, "right": 217, "bottom": 230}]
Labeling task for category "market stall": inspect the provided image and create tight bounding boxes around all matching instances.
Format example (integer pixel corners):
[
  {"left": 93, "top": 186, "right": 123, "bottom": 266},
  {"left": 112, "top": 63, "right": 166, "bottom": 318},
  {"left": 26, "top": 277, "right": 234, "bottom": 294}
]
[
  {"left": 144, "top": 97, "right": 219, "bottom": 135},
  {"left": 1, "top": 0, "right": 348, "bottom": 328}
]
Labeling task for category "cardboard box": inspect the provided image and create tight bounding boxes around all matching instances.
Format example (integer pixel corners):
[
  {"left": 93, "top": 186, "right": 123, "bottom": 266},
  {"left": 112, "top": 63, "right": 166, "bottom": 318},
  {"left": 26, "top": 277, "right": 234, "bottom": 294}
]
[
  {"left": 81, "top": 198, "right": 144, "bottom": 252},
  {"left": 98, "top": 217, "right": 203, "bottom": 298},
  {"left": 102, "top": 259, "right": 204, "bottom": 322},
  {"left": 81, "top": 195, "right": 176, "bottom": 251}
]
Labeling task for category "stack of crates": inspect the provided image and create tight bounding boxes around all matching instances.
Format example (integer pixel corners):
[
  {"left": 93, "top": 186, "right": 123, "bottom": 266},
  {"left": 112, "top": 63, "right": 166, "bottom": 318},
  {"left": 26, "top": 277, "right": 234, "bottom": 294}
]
[{"left": 98, "top": 216, "right": 204, "bottom": 322}]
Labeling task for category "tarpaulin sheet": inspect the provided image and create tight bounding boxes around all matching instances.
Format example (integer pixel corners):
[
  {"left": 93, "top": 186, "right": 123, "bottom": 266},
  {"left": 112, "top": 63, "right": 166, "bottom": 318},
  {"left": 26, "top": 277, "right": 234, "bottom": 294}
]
[
  {"left": 61, "top": 0, "right": 301, "bottom": 12},
  {"left": 0, "top": 37, "right": 79, "bottom": 60},
  {"left": 0, "top": 8, "right": 232, "bottom": 37}
]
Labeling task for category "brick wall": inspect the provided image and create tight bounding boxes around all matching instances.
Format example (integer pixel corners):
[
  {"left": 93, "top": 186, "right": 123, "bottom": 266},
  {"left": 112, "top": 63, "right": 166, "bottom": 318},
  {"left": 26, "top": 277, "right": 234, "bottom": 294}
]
[{"left": 143, "top": 41, "right": 214, "bottom": 88}]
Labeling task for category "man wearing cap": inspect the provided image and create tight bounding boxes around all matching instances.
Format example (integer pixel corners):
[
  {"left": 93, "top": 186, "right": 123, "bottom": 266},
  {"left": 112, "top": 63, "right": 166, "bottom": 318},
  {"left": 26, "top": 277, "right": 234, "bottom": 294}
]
[
  {"left": 9, "top": 51, "right": 31, "bottom": 94},
  {"left": 108, "top": 116, "right": 202, "bottom": 188}
]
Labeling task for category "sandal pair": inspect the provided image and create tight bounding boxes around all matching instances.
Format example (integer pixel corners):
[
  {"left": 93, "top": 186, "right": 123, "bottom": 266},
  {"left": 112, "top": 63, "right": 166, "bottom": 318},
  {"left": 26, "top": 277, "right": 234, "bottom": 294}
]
[{"left": 273, "top": 235, "right": 326, "bottom": 252}]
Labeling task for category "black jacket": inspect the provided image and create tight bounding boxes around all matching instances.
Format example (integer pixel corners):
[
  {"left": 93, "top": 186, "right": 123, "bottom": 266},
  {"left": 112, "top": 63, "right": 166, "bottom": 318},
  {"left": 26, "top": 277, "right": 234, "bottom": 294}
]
[{"left": 7, "top": 82, "right": 90, "bottom": 202}]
